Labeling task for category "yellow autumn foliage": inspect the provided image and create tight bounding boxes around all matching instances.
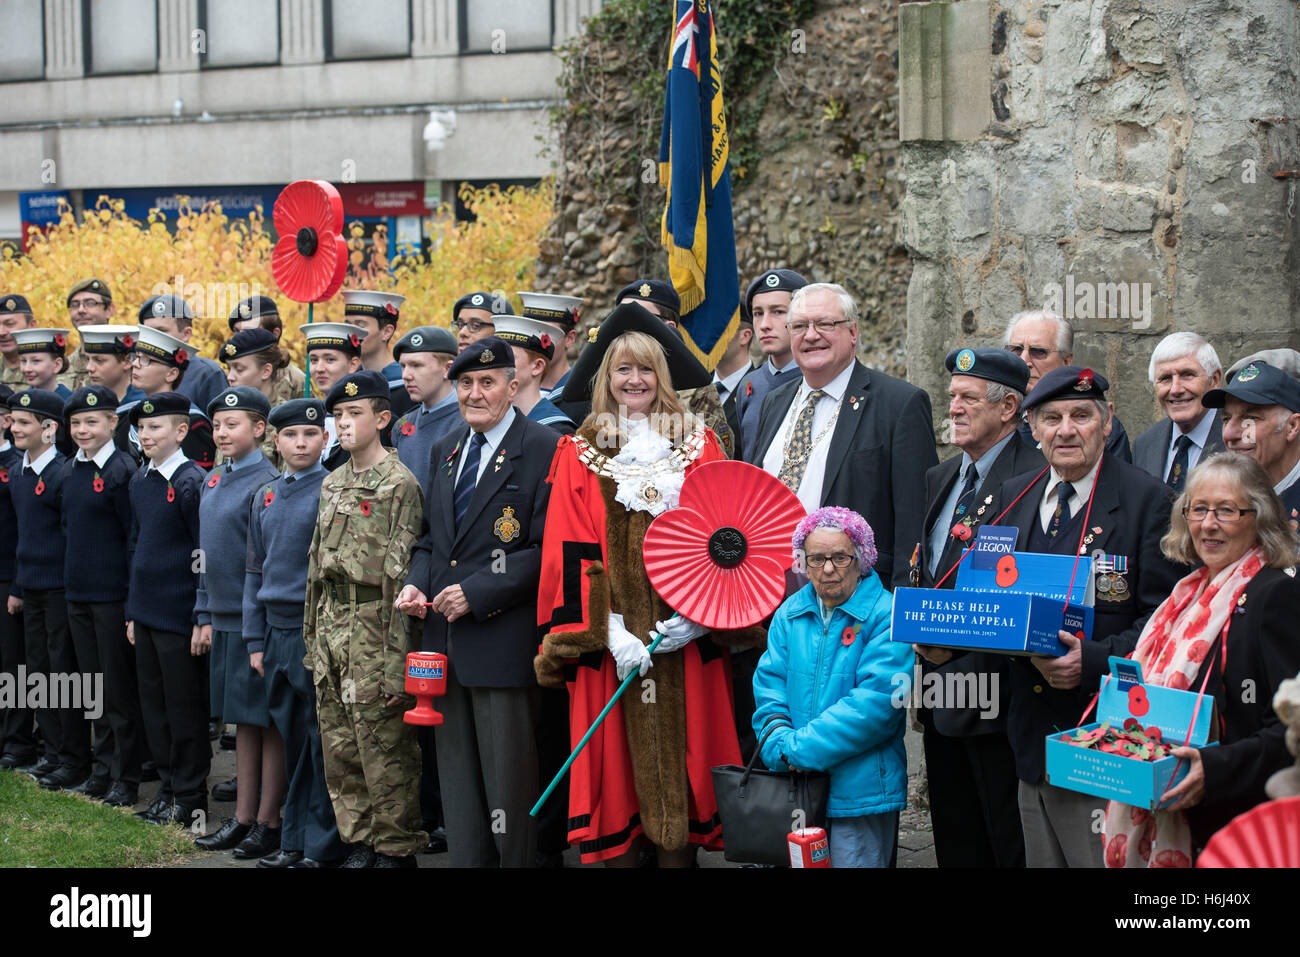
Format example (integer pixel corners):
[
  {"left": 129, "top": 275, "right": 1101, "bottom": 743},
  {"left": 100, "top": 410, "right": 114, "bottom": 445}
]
[{"left": 0, "top": 181, "right": 555, "bottom": 368}]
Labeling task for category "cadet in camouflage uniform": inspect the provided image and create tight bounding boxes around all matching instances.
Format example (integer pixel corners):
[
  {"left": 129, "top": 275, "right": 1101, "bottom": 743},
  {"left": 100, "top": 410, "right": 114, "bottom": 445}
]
[
  {"left": 304, "top": 369, "right": 425, "bottom": 868},
  {"left": 65, "top": 278, "right": 116, "bottom": 391},
  {"left": 0, "top": 294, "right": 35, "bottom": 391}
]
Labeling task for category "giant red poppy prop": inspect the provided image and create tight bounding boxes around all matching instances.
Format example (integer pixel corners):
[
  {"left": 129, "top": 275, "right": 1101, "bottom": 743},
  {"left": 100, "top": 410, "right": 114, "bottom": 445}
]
[
  {"left": 272, "top": 180, "right": 348, "bottom": 303},
  {"left": 643, "top": 460, "right": 806, "bottom": 630},
  {"left": 1196, "top": 796, "right": 1300, "bottom": 868}
]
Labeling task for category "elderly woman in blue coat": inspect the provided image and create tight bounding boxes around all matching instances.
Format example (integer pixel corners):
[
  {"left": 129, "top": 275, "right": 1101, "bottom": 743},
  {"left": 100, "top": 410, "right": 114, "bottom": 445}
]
[{"left": 752, "top": 506, "right": 913, "bottom": 867}]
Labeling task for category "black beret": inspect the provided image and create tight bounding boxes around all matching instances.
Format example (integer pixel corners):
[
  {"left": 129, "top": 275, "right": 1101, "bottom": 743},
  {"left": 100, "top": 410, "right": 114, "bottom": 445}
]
[
  {"left": 269, "top": 398, "right": 327, "bottom": 430},
  {"left": 559, "top": 301, "right": 712, "bottom": 404},
  {"left": 0, "top": 294, "right": 33, "bottom": 316},
  {"left": 616, "top": 279, "right": 680, "bottom": 316},
  {"left": 64, "top": 385, "right": 120, "bottom": 419},
  {"left": 325, "top": 370, "right": 390, "bottom": 413},
  {"left": 0, "top": 385, "right": 13, "bottom": 404},
  {"left": 130, "top": 391, "right": 191, "bottom": 424},
  {"left": 138, "top": 295, "right": 195, "bottom": 323},
  {"left": 207, "top": 386, "right": 271, "bottom": 420},
  {"left": 448, "top": 336, "right": 518, "bottom": 380},
  {"left": 220, "top": 328, "right": 279, "bottom": 363},
  {"left": 227, "top": 295, "right": 280, "bottom": 330},
  {"left": 8, "top": 389, "right": 65, "bottom": 423},
  {"left": 945, "top": 347, "right": 1030, "bottom": 394},
  {"left": 393, "top": 325, "right": 458, "bottom": 360},
  {"left": 745, "top": 269, "right": 807, "bottom": 313},
  {"left": 67, "top": 278, "right": 112, "bottom": 305},
  {"left": 1022, "top": 365, "right": 1110, "bottom": 411},
  {"left": 453, "top": 291, "right": 513, "bottom": 322},
  {"left": 1203, "top": 360, "right": 1300, "bottom": 413}
]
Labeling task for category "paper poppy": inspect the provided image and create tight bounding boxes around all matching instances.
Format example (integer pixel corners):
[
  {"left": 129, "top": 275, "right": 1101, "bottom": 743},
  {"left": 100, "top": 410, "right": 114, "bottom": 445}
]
[
  {"left": 34, "top": 479, "right": 45, "bottom": 496},
  {"left": 0, "top": 468, "right": 8, "bottom": 484},
  {"left": 264, "top": 489, "right": 275, "bottom": 508},
  {"left": 121, "top": 334, "right": 134, "bottom": 348},
  {"left": 643, "top": 460, "right": 806, "bottom": 630},
  {"left": 360, "top": 500, "right": 371, "bottom": 517},
  {"left": 401, "top": 421, "right": 415, "bottom": 437},
  {"left": 53, "top": 333, "right": 66, "bottom": 348},
  {"left": 272, "top": 180, "right": 348, "bottom": 303},
  {"left": 349, "top": 334, "right": 361, "bottom": 348},
  {"left": 540, "top": 333, "right": 553, "bottom": 350},
  {"left": 175, "top": 348, "right": 187, "bottom": 365},
  {"left": 166, "top": 483, "right": 175, "bottom": 503},
  {"left": 841, "top": 624, "right": 859, "bottom": 646},
  {"left": 92, "top": 474, "right": 104, "bottom": 493},
  {"left": 207, "top": 472, "right": 221, "bottom": 488},
  {"left": 1197, "top": 796, "right": 1300, "bottom": 868},
  {"left": 950, "top": 521, "right": 972, "bottom": 542}
]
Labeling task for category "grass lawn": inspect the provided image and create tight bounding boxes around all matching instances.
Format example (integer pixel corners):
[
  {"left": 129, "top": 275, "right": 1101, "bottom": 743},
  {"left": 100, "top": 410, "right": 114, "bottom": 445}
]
[{"left": 0, "top": 771, "right": 198, "bottom": 868}]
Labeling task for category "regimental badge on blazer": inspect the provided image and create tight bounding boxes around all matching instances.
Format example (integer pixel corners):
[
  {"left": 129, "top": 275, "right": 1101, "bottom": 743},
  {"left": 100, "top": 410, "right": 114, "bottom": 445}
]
[{"left": 493, "top": 505, "right": 521, "bottom": 543}]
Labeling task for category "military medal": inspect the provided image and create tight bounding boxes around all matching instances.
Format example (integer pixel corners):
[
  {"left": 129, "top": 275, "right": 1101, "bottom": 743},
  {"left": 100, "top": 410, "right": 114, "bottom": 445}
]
[
  {"left": 493, "top": 506, "right": 521, "bottom": 542},
  {"left": 494, "top": 451, "right": 505, "bottom": 473}
]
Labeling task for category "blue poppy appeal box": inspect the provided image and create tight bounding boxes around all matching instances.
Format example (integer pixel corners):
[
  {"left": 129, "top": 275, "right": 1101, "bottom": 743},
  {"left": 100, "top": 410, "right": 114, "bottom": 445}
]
[{"left": 1044, "top": 657, "right": 1217, "bottom": 810}]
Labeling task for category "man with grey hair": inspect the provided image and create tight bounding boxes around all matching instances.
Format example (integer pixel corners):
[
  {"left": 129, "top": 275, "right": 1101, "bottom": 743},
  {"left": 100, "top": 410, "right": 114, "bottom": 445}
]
[
  {"left": 749, "top": 282, "right": 937, "bottom": 588},
  {"left": 1003, "top": 310, "right": 1132, "bottom": 462},
  {"left": 1133, "top": 332, "right": 1224, "bottom": 490}
]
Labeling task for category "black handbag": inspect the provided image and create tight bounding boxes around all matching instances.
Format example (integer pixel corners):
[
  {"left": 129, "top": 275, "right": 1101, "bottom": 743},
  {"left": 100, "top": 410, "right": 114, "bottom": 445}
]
[{"left": 711, "top": 718, "right": 831, "bottom": 866}]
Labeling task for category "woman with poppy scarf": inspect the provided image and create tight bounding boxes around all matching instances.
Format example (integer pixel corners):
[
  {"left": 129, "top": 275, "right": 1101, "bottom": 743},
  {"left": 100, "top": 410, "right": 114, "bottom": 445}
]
[
  {"left": 535, "top": 316, "right": 764, "bottom": 866},
  {"left": 751, "top": 507, "right": 913, "bottom": 867},
  {"left": 1102, "top": 453, "right": 1300, "bottom": 867}
]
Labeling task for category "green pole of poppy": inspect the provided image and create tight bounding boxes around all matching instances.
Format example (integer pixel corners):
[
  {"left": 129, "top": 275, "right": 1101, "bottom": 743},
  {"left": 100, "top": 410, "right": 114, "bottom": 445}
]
[{"left": 304, "top": 302, "right": 312, "bottom": 397}]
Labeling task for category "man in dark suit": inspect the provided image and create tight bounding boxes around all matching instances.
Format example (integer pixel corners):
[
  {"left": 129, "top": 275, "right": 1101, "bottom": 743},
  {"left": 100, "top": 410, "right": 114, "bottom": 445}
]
[
  {"left": 396, "top": 337, "right": 553, "bottom": 868},
  {"left": 712, "top": 309, "right": 755, "bottom": 461},
  {"left": 1133, "top": 332, "right": 1224, "bottom": 490},
  {"left": 996, "top": 366, "right": 1184, "bottom": 867},
  {"left": 914, "top": 347, "right": 1044, "bottom": 868},
  {"left": 1203, "top": 360, "right": 1300, "bottom": 519},
  {"left": 748, "top": 283, "right": 937, "bottom": 588}
]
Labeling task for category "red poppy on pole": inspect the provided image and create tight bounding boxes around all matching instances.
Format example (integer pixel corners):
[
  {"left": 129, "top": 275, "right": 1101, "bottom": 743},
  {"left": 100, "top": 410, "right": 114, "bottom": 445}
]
[
  {"left": 642, "top": 460, "right": 806, "bottom": 630},
  {"left": 272, "top": 180, "right": 348, "bottom": 303}
]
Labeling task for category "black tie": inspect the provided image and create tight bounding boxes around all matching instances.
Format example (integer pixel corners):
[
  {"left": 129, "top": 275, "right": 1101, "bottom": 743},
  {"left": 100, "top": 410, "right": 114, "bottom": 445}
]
[
  {"left": 1166, "top": 434, "right": 1191, "bottom": 492},
  {"left": 453, "top": 432, "right": 486, "bottom": 529},
  {"left": 951, "top": 464, "right": 979, "bottom": 525},
  {"left": 1048, "top": 482, "right": 1075, "bottom": 538}
]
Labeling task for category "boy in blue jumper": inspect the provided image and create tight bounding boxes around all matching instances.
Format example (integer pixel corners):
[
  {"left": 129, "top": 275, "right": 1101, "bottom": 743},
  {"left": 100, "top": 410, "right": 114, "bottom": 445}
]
[
  {"left": 125, "top": 392, "right": 209, "bottom": 828},
  {"left": 192, "top": 387, "right": 283, "bottom": 859},
  {"left": 6, "top": 389, "right": 83, "bottom": 789},
  {"left": 243, "top": 398, "right": 345, "bottom": 868},
  {"left": 60, "top": 385, "right": 144, "bottom": 806},
  {"left": 0, "top": 386, "right": 36, "bottom": 770}
]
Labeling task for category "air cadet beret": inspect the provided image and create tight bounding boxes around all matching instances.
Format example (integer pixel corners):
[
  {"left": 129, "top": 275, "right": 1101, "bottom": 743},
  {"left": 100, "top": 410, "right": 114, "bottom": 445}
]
[
  {"left": 64, "top": 385, "right": 120, "bottom": 419},
  {"left": 129, "top": 391, "right": 190, "bottom": 424},
  {"left": 945, "top": 347, "right": 1031, "bottom": 394},
  {"left": 343, "top": 290, "right": 405, "bottom": 327},
  {"left": 1203, "top": 360, "right": 1300, "bottom": 413},
  {"left": 560, "top": 302, "right": 712, "bottom": 404},
  {"left": 219, "top": 328, "right": 279, "bottom": 363},
  {"left": 0, "top": 294, "right": 33, "bottom": 316},
  {"left": 133, "top": 325, "right": 191, "bottom": 368},
  {"left": 77, "top": 324, "right": 137, "bottom": 355},
  {"left": 452, "top": 291, "right": 514, "bottom": 321},
  {"left": 518, "top": 291, "right": 582, "bottom": 330},
  {"left": 208, "top": 386, "right": 271, "bottom": 421},
  {"left": 393, "top": 325, "right": 458, "bottom": 360},
  {"left": 269, "top": 398, "right": 326, "bottom": 430},
  {"left": 138, "top": 295, "right": 195, "bottom": 323},
  {"left": 493, "top": 315, "right": 557, "bottom": 360},
  {"left": 616, "top": 279, "right": 680, "bottom": 316},
  {"left": 67, "top": 278, "right": 112, "bottom": 305},
  {"left": 745, "top": 269, "right": 807, "bottom": 313},
  {"left": 12, "top": 328, "right": 70, "bottom": 357},
  {"left": 8, "top": 389, "right": 65, "bottom": 423},
  {"left": 0, "top": 385, "right": 13, "bottom": 404},
  {"left": 227, "top": 295, "right": 280, "bottom": 331},
  {"left": 325, "top": 370, "right": 390, "bottom": 413},
  {"left": 1022, "top": 365, "right": 1110, "bottom": 411},
  {"left": 447, "top": 336, "right": 518, "bottom": 381},
  {"left": 303, "top": 322, "right": 366, "bottom": 357}
]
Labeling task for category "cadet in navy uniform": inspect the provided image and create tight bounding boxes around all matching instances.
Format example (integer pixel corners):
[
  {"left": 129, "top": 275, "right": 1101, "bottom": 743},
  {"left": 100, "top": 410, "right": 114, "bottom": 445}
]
[
  {"left": 6, "top": 390, "right": 78, "bottom": 787},
  {"left": 60, "top": 385, "right": 145, "bottom": 805},
  {"left": 139, "top": 294, "right": 227, "bottom": 414},
  {"left": 519, "top": 291, "right": 583, "bottom": 402},
  {"left": 126, "top": 392, "right": 210, "bottom": 827},
  {"left": 341, "top": 290, "right": 415, "bottom": 436},
  {"left": 78, "top": 324, "right": 145, "bottom": 407},
  {"left": 301, "top": 322, "right": 365, "bottom": 471},
  {"left": 735, "top": 268, "right": 807, "bottom": 458},
  {"left": 192, "top": 387, "right": 284, "bottom": 858},
  {"left": 493, "top": 315, "right": 576, "bottom": 434},
  {"left": 396, "top": 337, "right": 555, "bottom": 867},
  {"left": 120, "top": 323, "right": 216, "bottom": 469},
  {"left": 0, "top": 386, "right": 36, "bottom": 770},
  {"left": 243, "top": 398, "right": 346, "bottom": 868},
  {"left": 12, "top": 327, "right": 74, "bottom": 399},
  {"left": 391, "top": 325, "right": 461, "bottom": 493}
]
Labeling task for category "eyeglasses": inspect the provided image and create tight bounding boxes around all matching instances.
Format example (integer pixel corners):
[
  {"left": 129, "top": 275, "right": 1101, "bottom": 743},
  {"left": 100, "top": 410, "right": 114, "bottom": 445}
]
[
  {"left": 128, "top": 353, "right": 165, "bottom": 368},
  {"left": 786, "top": 318, "right": 853, "bottom": 337},
  {"left": 1183, "top": 505, "right": 1256, "bottom": 523},
  {"left": 804, "top": 552, "right": 856, "bottom": 568},
  {"left": 1004, "top": 343, "right": 1058, "bottom": 362},
  {"left": 69, "top": 298, "right": 108, "bottom": 312},
  {"left": 453, "top": 319, "right": 494, "bottom": 334}
]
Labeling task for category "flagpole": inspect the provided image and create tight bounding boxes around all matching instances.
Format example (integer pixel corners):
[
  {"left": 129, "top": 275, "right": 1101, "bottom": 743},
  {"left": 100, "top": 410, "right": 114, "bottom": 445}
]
[{"left": 304, "top": 302, "right": 313, "bottom": 397}]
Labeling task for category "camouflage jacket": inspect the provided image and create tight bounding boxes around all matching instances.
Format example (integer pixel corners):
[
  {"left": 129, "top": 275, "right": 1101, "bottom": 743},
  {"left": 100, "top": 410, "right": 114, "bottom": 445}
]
[
  {"left": 269, "top": 363, "right": 309, "bottom": 405},
  {"left": 679, "top": 384, "right": 734, "bottom": 458},
  {"left": 0, "top": 361, "right": 25, "bottom": 391},
  {"left": 63, "top": 349, "right": 90, "bottom": 391}
]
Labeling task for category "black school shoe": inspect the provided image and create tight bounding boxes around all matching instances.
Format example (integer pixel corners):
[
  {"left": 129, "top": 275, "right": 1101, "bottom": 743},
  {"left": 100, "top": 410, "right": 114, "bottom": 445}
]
[
  {"left": 232, "top": 822, "right": 281, "bottom": 860},
  {"left": 257, "top": 848, "right": 304, "bottom": 869},
  {"left": 0, "top": 751, "right": 37, "bottom": 771},
  {"left": 339, "top": 845, "right": 375, "bottom": 868},
  {"left": 101, "top": 781, "right": 138, "bottom": 807},
  {"left": 38, "top": 766, "right": 90, "bottom": 791},
  {"left": 372, "top": 853, "right": 418, "bottom": 869},
  {"left": 22, "top": 756, "right": 59, "bottom": 780},
  {"left": 158, "top": 797, "right": 207, "bottom": 830},
  {"left": 194, "top": 816, "right": 250, "bottom": 851},
  {"left": 134, "top": 792, "right": 174, "bottom": 823},
  {"left": 67, "top": 775, "right": 111, "bottom": 798},
  {"left": 211, "top": 776, "right": 237, "bottom": 802}
]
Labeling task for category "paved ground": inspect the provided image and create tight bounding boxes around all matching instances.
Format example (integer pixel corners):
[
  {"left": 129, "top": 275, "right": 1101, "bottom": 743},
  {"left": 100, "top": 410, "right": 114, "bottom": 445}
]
[{"left": 171, "top": 726, "right": 937, "bottom": 869}]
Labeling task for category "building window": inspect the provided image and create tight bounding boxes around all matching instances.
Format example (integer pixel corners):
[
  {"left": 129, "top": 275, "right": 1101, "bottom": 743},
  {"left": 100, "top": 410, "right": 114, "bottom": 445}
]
[
  {"left": 0, "top": 0, "right": 44, "bottom": 82},
  {"left": 200, "top": 0, "right": 280, "bottom": 68},
  {"left": 462, "top": 0, "right": 552, "bottom": 53},
  {"left": 87, "top": 0, "right": 159, "bottom": 75},
  {"left": 327, "top": 0, "right": 410, "bottom": 60}
]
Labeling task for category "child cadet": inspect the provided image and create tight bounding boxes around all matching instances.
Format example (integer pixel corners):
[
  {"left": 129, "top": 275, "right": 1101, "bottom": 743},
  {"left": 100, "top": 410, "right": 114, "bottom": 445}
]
[
  {"left": 218, "top": 328, "right": 289, "bottom": 468},
  {"left": 390, "top": 325, "right": 461, "bottom": 493},
  {"left": 304, "top": 370, "right": 425, "bottom": 868},
  {"left": 226, "top": 295, "right": 308, "bottom": 403},
  {"left": 122, "top": 323, "right": 216, "bottom": 469},
  {"left": 0, "top": 386, "right": 36, "bottom": 771},
  {"left": 492, "top": 314, "right": 576, "bottom": 434},
  {"left": 60, "top": 385, "right": 144, "bottom": 806},
  {"left": 341, "top": 290, "right": 416, "bottom": 428},
  {"left": 301, "top": 322, "right": 365, "bottom": 470},
  {"left": 125, "top": 392, "right": 209, "bottom": 828},
  {"left": 242, "top": 398, "right": 346, "bottom": 868},
  {"left": 78, "top": 324, "right": 145, "bottom": 407},
  {"left": 12, "top": 328, "right": 73, "bottom": 398},
  {"left": 6, "top": 390, "right": 79, "bottom": 788},
  {"left": 192, "top": 387, "right": 283, "bottom": 858}
]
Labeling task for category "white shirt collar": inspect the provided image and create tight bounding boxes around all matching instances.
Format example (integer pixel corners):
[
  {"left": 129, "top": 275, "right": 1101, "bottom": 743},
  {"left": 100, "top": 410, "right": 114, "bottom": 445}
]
[
  {"left": 146, "top": 447, "right": 189, "bottom": 480},
  {"left": 796, "top": 361, "right": 855, "bottom": 405},
  {"left": 712, "top": 363, "right": 749, "bottom": 396},
  {"left": 473, "top": 406, "right": 516, "bottom": 453},
  {"left": 1043, "top": 456, "right": 1103, "bottom": 510},
  {"left": 75, "top": 441, "right": 115, "bottom": 468},
  {"left": 1275, "top": 453, "right": 1300, "bottom": 496},
  {"left": 21, "top": 445, "right": 57, "bottom": 475},
  {"left": 0, "top": 440, "right": 9, "bottom": 453},
  {"left": 1171, "top": 407, "right": 1216, "bottom": 450}
]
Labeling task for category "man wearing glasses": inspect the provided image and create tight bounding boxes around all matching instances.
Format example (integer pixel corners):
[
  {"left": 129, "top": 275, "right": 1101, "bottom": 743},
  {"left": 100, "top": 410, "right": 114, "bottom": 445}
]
[
  {"left": 1002, "top": 310, "right": 1132, "bottom": 462},
  {"left": 65, "top": 279, "right": 116, "bottom": 391},
  {"left": 451, "top": 291, "right": 511, "bottom": 354},
  {"left": 749, "top": 283, "right": 937, "bottom": 589}
]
